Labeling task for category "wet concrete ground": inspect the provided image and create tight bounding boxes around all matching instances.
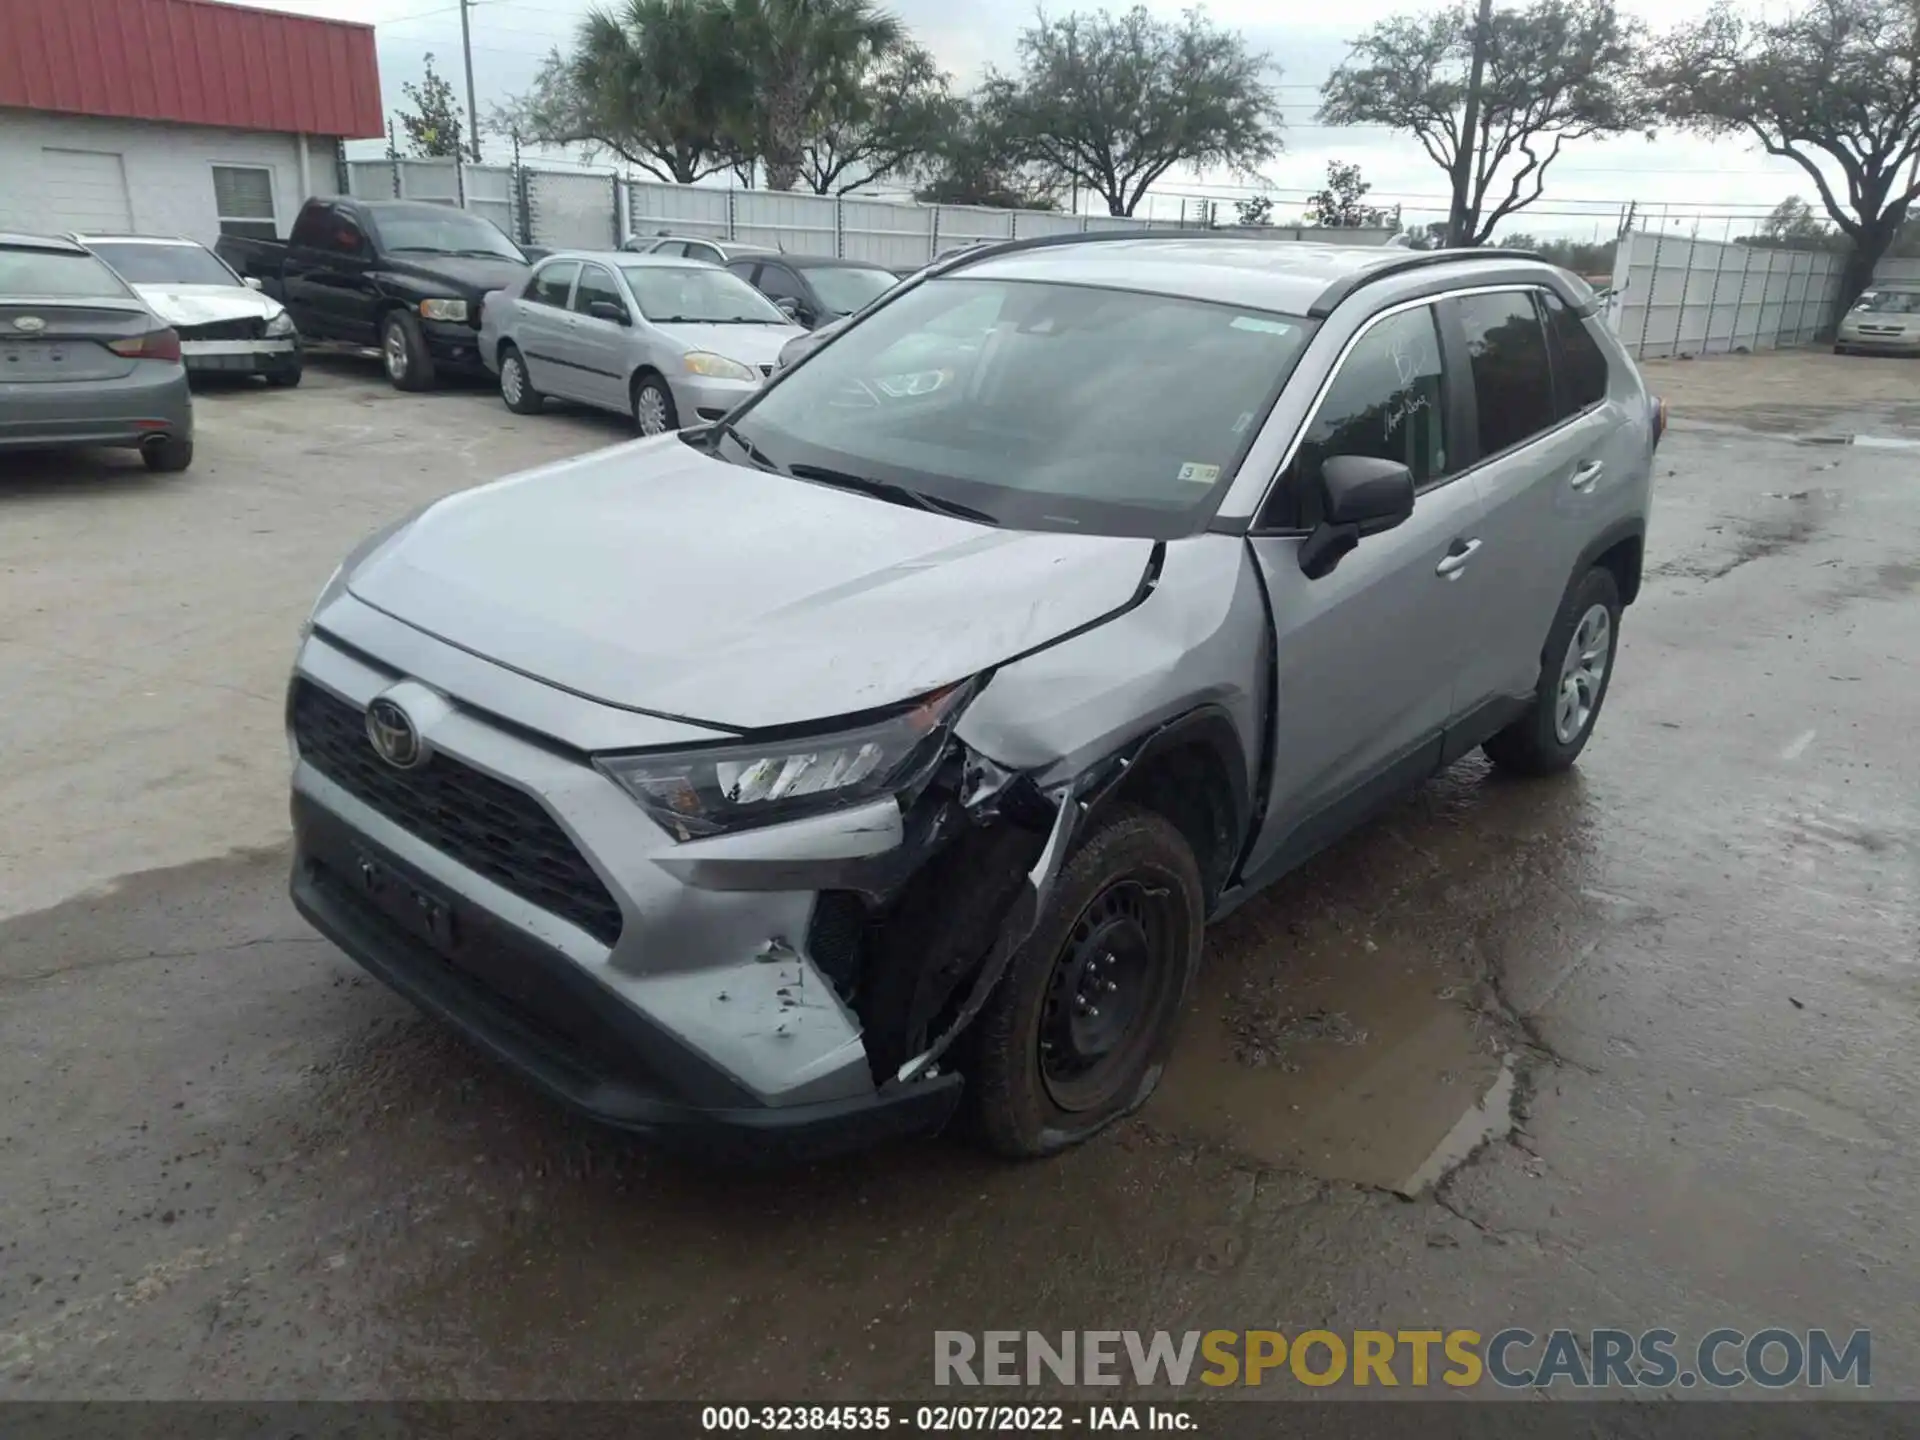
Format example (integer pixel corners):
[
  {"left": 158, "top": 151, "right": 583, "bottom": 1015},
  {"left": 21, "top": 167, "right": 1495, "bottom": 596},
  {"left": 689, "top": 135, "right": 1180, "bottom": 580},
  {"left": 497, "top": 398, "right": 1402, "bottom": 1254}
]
[{"left": 3, "top": 351, "right": 1918, "bottom": 1398}]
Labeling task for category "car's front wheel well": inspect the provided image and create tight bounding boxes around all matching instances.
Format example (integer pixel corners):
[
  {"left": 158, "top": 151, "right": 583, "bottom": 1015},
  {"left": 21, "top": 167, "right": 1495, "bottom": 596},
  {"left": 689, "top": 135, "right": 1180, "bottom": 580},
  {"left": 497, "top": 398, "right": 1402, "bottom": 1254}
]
[{"left": 1104, "top": 737, "right": 1240, "bottom": 908}]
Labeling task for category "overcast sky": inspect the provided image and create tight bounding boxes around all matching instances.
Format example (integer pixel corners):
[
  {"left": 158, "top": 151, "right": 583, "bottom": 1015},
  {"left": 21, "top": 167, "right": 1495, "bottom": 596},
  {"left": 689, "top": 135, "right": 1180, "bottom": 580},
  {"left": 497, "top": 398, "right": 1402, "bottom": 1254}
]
[{"left": 251, "top": 0, "right": 1823, "bottom": 240}]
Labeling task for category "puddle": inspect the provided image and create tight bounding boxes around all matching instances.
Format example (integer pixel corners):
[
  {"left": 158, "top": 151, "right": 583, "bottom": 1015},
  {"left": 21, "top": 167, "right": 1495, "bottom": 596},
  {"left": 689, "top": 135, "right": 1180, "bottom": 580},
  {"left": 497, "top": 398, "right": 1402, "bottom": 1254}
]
[{"left": 1396, "top": 1059, "right": 1517, "bottom": 1197}]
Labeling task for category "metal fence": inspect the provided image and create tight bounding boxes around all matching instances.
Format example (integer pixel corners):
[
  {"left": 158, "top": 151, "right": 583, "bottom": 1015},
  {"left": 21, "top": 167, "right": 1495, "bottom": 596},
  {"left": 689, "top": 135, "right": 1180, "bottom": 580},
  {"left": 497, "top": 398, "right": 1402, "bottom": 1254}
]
[{"left": 1605, "top": 228, "right": 1845, "bottom": 360}]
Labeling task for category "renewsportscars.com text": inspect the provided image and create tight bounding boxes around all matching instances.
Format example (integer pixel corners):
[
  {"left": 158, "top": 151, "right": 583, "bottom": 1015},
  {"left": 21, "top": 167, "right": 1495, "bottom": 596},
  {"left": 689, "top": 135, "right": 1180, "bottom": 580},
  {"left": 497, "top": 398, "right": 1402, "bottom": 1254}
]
[{"left": 934, "top": 1328, "right": 1870, "bottom": 1390}]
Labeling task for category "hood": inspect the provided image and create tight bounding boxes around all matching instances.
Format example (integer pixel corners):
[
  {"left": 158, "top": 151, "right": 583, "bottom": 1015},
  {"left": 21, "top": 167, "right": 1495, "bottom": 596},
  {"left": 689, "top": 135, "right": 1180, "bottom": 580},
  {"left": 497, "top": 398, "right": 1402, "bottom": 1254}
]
[
  {"left": 651, "top": 321, "right": 806, "bottom": 367},
  {"left": 344, "top": 439, "right": 1155, "bottom": 730},
  {"left": 385, "top": 254, "right": 530, "bottom": 299},
  {"left": 132, "top": 283, "right": 283, "bottom": 328}
]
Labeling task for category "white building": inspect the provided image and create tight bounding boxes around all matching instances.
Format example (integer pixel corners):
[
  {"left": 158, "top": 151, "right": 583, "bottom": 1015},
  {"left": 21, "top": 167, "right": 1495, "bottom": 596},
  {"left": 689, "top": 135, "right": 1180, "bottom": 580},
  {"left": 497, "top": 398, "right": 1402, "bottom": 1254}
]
[{"left": 0, "top": 0, "right": 384, "bottom": 246}]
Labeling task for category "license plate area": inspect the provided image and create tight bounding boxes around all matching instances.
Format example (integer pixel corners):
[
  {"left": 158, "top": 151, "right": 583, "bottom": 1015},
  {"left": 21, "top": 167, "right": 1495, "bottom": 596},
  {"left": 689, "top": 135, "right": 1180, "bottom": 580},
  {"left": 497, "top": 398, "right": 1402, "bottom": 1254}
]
[{"left": 354, "top": 851, "right": 459, "bottom": 954}]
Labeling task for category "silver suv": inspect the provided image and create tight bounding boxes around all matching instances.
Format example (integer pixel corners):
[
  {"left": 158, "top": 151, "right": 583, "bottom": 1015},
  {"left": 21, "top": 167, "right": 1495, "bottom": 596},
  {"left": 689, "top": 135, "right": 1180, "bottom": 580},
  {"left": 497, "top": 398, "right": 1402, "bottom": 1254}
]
[{"left": 287, "top": 236, "right": 1663, "bottom": 1162}]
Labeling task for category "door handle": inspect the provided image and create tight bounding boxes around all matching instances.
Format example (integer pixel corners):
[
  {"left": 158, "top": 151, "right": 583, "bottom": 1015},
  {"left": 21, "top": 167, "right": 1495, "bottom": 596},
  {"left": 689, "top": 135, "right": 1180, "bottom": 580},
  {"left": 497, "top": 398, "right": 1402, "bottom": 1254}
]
[
  {"left": 1570, "top": 459, "right": 1604, "bottom": 491},
  {"left": 1435, "top": 538, "right": 1482, "bottom": 578}
]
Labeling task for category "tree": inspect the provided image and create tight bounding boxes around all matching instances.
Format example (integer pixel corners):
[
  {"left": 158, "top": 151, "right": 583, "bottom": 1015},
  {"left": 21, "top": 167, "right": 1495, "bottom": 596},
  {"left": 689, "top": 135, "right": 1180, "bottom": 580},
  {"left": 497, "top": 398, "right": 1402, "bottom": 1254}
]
[
  {"left": 990, "top": 6, "right": 1285, "bottom": 217},
  {"left": 1737, "top": 195, "right": 1846, "bottom": 252},
  {"left": 1496, "top": 231, "right": 1617, "bottom": 273},
  {"left": 729, "top": 0, "right": 904, "bottom": 192},
  {"left": 1649, "top": 0, "right": 1920, "bottom": 306},
  {"left": 1305, "top": 160, "right": 1397, "bottom": 227},
  {"left": 1402, "top": 219, "right": 1454, "bottom": 249},
  {"left": 799, "top": 41, "right": 955, "bottom": 195},
  {"left": 1319, "top": 0, "right": 1646, "bottom": 245},
  {"left": 396, "top": 54, "right": 466, "bottom": 160},
  {"left": 1234, "top": 194, "right": 1274, "bottom": 228},
  {"left": 496, "top": 0, "right": 742, "bottom": 183},
  {"left": 912, "top": 92, "right": 1064, "bottom": 209}
]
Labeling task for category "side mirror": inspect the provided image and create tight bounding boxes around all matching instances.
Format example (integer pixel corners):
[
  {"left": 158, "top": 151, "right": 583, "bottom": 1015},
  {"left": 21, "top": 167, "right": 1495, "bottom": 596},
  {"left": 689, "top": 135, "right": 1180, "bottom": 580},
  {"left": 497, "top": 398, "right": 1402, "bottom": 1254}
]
[
  {"left": 773, "top": 296, "right": 801, "bottom": 319},
  {"left": 244, "top": 276, "right": 264, "bottom": 291},
  {"left": 588, "top": 300, "right": 630, "bottom": 325},
  {"left": 1297, "top": 455, "right": 1415, "bottom": 579}
]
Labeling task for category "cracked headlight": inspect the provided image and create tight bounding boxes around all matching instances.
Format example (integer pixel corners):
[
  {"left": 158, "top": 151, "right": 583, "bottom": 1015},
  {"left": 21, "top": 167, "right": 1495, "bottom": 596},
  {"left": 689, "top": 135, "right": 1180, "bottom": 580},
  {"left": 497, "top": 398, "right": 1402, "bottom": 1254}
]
[
  {"left": 597, "top": 683, "right": 971, "bottom": 840},
  {"left": 419, "top": 298, "right": 469, "bottom": 322},
  {"left": 683, "top": 350, "right": 756, "bottom": 381}
]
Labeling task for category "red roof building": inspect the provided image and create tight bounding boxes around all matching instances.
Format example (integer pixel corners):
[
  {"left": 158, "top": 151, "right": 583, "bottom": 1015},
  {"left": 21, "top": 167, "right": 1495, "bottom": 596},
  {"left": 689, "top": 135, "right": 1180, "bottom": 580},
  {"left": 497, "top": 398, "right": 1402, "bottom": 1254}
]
[{"left": 0, "top": 0, "right": 383, "bottom": 244}]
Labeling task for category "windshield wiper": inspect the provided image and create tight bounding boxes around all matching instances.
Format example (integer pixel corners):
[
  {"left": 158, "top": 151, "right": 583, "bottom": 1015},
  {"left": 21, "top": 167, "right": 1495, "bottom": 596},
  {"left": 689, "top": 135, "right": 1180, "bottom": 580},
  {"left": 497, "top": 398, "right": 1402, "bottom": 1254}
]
[
  {"left": 786, "top": 463, "right": 997, "bottom": 525},
  {"left": 707, "top": 420, "right": 782, "bottom": 473}
]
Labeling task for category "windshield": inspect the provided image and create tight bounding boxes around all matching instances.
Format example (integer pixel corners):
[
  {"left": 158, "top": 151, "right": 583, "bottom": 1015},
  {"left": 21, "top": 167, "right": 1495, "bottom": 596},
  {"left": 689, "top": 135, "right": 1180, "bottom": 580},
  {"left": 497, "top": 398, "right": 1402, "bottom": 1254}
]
[
  {"left": 804, "top": 265, "right": 899, "bottom": 315},
  {"left": 89, "top": 242, "right": 238, "bottom": 287},
  {"left": 0, "top": 247, "right": 133, "bottom": 298},
  {"left": 373, "top": 206, "right": 523, "bottom": 261},
  {"left": 721, "top": 277, "right": 1317, "bottom": 538},
  {"left": 1852, "top": 290, "right": 1920, "bottom": 314},
  {"left": 621, "top": 265, "right": 789, "bottom": 323}
]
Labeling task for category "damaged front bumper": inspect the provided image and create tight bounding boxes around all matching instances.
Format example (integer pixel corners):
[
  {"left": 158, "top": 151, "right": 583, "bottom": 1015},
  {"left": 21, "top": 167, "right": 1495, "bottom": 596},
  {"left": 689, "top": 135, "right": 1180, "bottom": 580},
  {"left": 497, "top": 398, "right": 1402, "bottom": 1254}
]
[{"left": 287, "top": 602, "right": 1078, "bottom": 1162}]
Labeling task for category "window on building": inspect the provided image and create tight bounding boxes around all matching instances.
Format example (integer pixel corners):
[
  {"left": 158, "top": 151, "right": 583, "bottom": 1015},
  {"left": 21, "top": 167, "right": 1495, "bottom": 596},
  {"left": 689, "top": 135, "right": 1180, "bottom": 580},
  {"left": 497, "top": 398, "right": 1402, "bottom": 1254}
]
[{"left": 211, "top": 165, "right": 278, "bottom": 241}]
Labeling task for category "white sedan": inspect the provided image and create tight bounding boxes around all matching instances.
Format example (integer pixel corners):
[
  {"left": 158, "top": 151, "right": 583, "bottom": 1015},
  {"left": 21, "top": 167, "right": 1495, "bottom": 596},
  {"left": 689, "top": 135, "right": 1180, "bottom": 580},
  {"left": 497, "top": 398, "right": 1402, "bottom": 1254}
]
[{"left": 479, "top": 251, "right": 805, "bottom": 434}]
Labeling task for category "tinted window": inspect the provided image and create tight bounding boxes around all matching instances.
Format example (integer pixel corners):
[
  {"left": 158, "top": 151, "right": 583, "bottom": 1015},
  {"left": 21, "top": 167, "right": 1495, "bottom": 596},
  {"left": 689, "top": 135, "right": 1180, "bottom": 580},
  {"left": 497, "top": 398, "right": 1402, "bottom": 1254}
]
[
  {"left": 527, "top": 261, "right": 578, "bottom": 307},
  {"left": 0, "top": 246, "right": 133, "bottom": 298},
  {"left": 802, "top": 264, "right": 898, "bottom": 315},
  {"left": 89, "top": 242, "right": 238, "bottom": 287},
  {"left": 1456, "top": 290, "right": 1556, "bottom": 456},
  {"left": 726, "top": 260, "right": 760, "bottom": 285},
  {"left": 1274, "top": 306, "right": 1448, "bottom": 529},
  {"left": 725, "top": 277, "right": 1316, "bottom": 539},
  {"left": 288, "top": 204, "right": 330, "bottom": 250},
  {"left": 572, "top": 264, "right": 626, "bottom": 319},
  {"left": 373, "top": 204, "right": 522, "bottom": 260},
  {"left": 1539, "top": 289, "right": 1608, "bottom": 416},
  {"left": 754, "top": 265, "right": 808, "bottom": 306}
]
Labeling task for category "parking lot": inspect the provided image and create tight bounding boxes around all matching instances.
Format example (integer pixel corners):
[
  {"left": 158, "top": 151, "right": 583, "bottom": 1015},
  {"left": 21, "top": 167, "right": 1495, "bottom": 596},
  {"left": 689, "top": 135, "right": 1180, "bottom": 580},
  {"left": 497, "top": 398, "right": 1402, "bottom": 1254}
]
[{"left": 4, "top": 348, "right": 1919, "bottom": 1399}]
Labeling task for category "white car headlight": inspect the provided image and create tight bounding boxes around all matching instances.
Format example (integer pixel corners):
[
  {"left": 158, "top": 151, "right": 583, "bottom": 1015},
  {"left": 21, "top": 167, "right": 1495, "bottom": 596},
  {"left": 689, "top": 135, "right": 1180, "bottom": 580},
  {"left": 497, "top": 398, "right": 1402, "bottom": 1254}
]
[
  {"left": 265, "top": 309, "right": 296, "bottom": 337},
  {"left": 419, "top": 298, "right": 469, "bottom": 322},
  {"left": 683, "top": 350, "right": 756, "bottom": 381},
  {"left": 596, "top": 683, "right": 972, "bottom": 841}
]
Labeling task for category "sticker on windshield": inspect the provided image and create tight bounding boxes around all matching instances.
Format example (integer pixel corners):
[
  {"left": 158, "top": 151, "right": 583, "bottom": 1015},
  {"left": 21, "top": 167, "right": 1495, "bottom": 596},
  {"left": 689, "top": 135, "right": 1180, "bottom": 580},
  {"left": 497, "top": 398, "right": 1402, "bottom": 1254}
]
[
  {"left": 1177, "top": 462, "right": 1221, "bottom": 484},
  {"left": 1231, "top": 315, "right": 1295, "bottom": 336}
]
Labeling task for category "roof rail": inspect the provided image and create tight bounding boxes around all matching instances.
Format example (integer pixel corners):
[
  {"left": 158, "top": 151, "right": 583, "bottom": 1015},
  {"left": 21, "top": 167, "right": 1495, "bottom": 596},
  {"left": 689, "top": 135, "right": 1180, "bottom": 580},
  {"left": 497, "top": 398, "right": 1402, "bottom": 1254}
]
[
  {"left": 1306, "top": 247, "right": 1547, "bottom": 317},
  {"left": 929, "top": 225, "right": 1234, "bottom": 277}
]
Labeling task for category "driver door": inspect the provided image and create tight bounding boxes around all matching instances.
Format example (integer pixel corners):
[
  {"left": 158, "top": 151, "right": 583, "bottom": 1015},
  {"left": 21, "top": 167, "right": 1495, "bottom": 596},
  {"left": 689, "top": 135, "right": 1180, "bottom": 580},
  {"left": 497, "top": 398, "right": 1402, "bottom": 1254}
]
[{"left": 1241, "top": 301, "right": 1489, "bottom": 880}]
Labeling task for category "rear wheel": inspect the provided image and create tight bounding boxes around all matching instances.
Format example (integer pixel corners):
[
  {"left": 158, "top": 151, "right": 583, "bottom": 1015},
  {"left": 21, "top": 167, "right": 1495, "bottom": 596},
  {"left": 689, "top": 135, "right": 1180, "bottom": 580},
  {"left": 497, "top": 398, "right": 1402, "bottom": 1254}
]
[
  {"left": 1483, "top": 565, "right": 1622, "bottom": 775},
  {"left": 141, "top": 435, "right": 193, "bottom": 473},
  {"left": 499, "top": 344, "right": 542, "bottom": 414},
  {"left": 381, "top": 310, "right": 435, "bottom": 392},
  {"left": 969, "top": 807, "right": 1204, "bottom": 1158},
  {"left": 631, "top": 372, "right": 677, "bottom": 435}
]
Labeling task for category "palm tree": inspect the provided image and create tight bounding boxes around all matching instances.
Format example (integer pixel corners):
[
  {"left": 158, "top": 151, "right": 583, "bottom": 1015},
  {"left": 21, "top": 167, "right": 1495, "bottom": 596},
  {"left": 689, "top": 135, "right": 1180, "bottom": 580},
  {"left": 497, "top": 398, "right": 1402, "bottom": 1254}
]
[
  {"left": 725, "top": 0, "right": 903, "bottom": 191},
  {"left": 566, "top": 0, "right": 742, "bottom": 183}
]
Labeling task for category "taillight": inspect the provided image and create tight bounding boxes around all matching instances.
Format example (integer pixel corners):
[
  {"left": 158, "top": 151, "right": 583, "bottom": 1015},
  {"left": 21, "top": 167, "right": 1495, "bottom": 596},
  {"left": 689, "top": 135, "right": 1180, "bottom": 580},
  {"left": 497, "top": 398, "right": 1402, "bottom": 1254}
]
[{"left": 109, "top": 328, "right": 182, "bottom": 363}]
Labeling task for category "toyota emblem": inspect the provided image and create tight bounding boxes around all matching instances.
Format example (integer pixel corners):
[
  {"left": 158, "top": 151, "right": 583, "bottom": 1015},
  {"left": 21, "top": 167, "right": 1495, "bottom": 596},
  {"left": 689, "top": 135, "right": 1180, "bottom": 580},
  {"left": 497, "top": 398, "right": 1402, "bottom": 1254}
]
[
  {"left": 365, "top": 697, "right": 423, "bottom": 769},
  {"left": 13, "top": 316, "right": 47, "bottom": 333}
]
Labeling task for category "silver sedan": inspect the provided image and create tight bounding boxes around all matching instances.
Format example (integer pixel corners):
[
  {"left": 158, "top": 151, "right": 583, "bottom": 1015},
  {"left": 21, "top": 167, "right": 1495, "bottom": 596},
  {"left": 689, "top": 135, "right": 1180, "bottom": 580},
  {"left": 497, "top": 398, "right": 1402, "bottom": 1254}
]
[{"left": 479, "top": 251, "right": 806, "bottom": 434}]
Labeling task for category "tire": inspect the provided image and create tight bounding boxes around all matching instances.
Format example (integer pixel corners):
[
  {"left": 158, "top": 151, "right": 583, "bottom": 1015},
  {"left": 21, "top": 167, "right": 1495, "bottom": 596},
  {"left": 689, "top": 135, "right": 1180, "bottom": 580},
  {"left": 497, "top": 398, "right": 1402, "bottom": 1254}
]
[
  {"left": 969, "top": 806, "right": 1205, "bottom": 1158},
  {"left": 631, "top": 371, "right": 678, "bottom": 436},
  {"left": 266, "top": 364, "right": 302, "bottom": 389},
  {"left": 141, "top": 435, "right": 193, "bottom": 473},
  {"left": 1482, "top": 565, "right": 1623, "bottom": 776},
  {"left": 381, "top": 309, "right": 435, "bottom": 392},
  {"left": 498, "top": 344, "right": 542, "bottom": 415},
  {"left": 1833, "top": 343, "right": 1850, "bottom": 356}
]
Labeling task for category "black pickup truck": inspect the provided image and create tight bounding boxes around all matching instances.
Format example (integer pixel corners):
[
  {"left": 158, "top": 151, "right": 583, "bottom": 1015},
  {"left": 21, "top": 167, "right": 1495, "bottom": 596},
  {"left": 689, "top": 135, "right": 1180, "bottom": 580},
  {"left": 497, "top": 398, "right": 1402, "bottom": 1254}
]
[{"left": 217, "top": 197, "right": 531, "bottom": 391}]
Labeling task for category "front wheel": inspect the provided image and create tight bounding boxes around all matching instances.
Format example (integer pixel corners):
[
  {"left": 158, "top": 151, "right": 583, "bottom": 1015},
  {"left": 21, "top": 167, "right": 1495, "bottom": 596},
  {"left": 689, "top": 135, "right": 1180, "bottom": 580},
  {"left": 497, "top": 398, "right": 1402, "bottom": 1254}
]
[
  {"left": 499, "top": 344, "right": 542, "bottom": 414},
  {"left": 266, "top": 364, "right": 302, "bottom": 389},
  {"left": 631, "top": 372, "right": 678, "bottom": 436},
  {"left": 968, "top": 806, "right": 1204, "bottom": 1158},
  {"left": 1483, "top": 565, "right": 1622, "bottom": 775},
  {"left": 381, "top": 310, "right": 435, "bottom": 392}
]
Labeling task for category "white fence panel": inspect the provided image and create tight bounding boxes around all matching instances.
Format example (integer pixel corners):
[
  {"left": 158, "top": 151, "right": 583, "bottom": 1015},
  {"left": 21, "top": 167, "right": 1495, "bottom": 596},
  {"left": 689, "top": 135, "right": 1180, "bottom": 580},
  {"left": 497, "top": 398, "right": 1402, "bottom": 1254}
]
[
  {"left": 529, "top": 171, "right": 617, "bottom": 249},
  {"left": 932, "top": 205, "right": 1016, "bottom": 251},
  {"left": 344, "top": 159, "right": 397, "bottom": 199},
  {"left": 462, "top": 164, "right": 517, "bottom": 240},
  {"left": 1606, "top": 229, "right": 1844, "bottom": 360},
  {"left": 840, "top": 197, "right": 933, "bottom": 267},
  {"left": 626, "top": 180, "right": 730, "bottom": 241},
  {"left": 733, "top": 191, "right": 837, "bottom": 254},
  {"left": 1009, "top": 211, "right": 1084, "bottom": 240},
  {"left": 396, "top": 159, "right": 458, "bottom": 203}
]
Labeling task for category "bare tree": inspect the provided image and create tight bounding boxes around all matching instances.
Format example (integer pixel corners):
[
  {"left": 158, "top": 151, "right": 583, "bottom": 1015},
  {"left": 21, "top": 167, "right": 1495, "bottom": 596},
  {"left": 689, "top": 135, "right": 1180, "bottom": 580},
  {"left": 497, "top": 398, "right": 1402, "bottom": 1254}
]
[
  {"left": 1320, "top": 0, "right": 1647, "bottom": 245},
  {"left": 1650, "top": 0, "right": 1920, "bottom": 305}
]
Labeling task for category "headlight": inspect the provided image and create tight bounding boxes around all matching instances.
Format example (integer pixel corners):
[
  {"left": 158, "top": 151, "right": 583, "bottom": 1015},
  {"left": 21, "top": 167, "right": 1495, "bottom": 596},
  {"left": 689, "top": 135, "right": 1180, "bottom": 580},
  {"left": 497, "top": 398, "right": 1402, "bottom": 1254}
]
[
  {"left": 419, "top": 298, "right": 469, "bottom": 322},
  {"left": 596, "top": 683, "right": 972, "bottom": 840},
  {"left": 265, "top": 309, "right": 296, "bottom": 337},
  {"left": 683, "top": 350, "right": 756, "bottom": 381}
]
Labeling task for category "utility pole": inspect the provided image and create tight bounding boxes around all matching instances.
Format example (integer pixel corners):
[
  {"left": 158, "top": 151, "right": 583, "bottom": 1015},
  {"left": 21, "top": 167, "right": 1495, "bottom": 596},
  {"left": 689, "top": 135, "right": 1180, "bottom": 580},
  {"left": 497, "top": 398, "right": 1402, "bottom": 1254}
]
[
  {"left": 1446, "top": 0, "right": 1494, "bottom": 247},
  {"left": 460, "top": 0, "right": 481, "bottom": 163}
]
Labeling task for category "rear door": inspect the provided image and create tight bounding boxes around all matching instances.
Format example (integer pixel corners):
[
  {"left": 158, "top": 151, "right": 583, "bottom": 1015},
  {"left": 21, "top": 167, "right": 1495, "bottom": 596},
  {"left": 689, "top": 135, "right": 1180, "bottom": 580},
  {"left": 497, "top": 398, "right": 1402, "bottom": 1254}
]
[
  {"left": 1242, "top": 300, "right": 1487, "bottom": 879},
  {"left": 516, "top": 260, "right": 580, "bottom": 398},
  {"left": 1442, "top": 287, "right": 1619, "bottom": 716}
]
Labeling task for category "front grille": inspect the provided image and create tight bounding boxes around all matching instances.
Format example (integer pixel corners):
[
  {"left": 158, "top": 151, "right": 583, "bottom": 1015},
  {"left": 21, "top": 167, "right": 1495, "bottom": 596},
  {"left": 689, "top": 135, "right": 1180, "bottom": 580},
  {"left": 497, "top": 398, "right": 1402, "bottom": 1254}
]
[
  {"left": 178, "top": 316, "right": 266, "bottom": 342},
  {"left": 290, "top": 680, "right": 623, "bottom": 945}
]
